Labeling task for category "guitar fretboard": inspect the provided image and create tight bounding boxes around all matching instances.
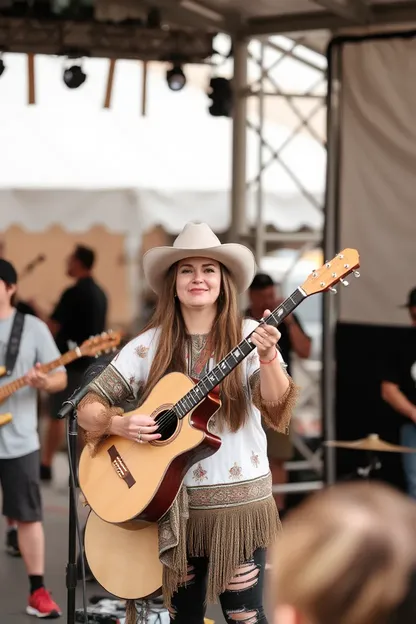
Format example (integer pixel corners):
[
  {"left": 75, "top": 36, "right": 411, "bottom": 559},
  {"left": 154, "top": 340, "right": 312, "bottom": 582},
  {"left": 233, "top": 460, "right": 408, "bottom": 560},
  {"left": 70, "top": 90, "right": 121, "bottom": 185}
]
[
  {"left": 0, "top": 349, "right": 80, "bottom": 401},
  {"left": 174, "top": 287, "right": 306, "bottom": 419}
]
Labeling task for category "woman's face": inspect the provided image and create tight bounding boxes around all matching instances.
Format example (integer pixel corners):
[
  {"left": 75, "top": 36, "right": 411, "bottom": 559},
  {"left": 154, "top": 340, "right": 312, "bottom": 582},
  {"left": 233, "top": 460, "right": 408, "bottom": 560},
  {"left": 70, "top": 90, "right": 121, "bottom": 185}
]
[{"left": 175, "top": 257, "right": 221, "bottom": 310}]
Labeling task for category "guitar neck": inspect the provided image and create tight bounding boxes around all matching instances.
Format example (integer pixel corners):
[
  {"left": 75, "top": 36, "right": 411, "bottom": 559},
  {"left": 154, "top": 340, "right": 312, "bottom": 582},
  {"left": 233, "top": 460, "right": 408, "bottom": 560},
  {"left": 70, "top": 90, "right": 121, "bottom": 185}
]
[
  {"left": 0, "top": 349, "right": 81, "bottom": 402},
  {"left": 174, "top": 287, "right": 307, "bottom": 419}
]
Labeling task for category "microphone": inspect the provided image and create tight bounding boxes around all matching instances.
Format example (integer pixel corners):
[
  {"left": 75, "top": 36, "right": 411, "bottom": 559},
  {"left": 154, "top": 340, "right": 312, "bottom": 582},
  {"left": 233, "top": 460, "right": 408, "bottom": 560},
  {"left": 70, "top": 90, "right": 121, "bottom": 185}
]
[{"left": 57, "top": 384, "right": 91, "bottom": 420}]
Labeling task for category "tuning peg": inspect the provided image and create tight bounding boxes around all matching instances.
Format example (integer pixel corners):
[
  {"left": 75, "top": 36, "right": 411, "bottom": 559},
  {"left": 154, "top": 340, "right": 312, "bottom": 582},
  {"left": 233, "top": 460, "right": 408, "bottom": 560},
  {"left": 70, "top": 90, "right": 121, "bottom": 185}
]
[
  {"left": 354, "top": 270, "right": 360, "bottom": 278},
  {"left": 329, "top": 287, "right": 337, "bottom": 294},
  {"left": 340, "top": 279, "right": 349, "bottom": 287}
]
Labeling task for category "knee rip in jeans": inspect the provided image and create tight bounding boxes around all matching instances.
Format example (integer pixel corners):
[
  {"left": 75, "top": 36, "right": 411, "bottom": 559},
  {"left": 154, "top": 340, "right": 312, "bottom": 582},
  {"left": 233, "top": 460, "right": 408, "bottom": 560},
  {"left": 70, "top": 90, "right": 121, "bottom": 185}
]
[
  {"left": 225, "top": 608, "right": 260, "bottom": 623},
  {"left": 225, "top": 561, "right": 260, "bottom": 593}
]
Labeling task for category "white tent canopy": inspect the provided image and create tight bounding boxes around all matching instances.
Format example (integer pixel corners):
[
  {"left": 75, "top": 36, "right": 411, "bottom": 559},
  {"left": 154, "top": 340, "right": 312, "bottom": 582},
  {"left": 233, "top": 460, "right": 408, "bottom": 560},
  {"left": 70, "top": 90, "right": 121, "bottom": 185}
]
[{"left": 0, "top": 54, "right": 325, "bottom": 235}]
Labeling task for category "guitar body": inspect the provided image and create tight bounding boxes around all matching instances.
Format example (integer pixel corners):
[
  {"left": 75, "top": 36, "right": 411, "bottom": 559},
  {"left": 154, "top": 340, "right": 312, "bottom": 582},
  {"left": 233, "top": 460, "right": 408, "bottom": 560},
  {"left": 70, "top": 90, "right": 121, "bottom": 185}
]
[
  {"left": 0, "top": 366, "right": 6, "bottom": 379},
  {"left": 79, "top": 372, "right": 221, "bottom": 525},
  {"left": 84, "top": 510, "right": 162, "bottom": 600}
]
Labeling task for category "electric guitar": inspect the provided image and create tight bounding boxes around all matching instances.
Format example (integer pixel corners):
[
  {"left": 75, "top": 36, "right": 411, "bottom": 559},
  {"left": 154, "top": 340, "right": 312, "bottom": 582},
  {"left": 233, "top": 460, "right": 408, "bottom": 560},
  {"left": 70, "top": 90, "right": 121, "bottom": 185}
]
[
  {"left": 0, "top": 331, "right": 122, "bottom": 427},
  {"left": 79, "top": 250, "right": 360, "bottom": 526}
]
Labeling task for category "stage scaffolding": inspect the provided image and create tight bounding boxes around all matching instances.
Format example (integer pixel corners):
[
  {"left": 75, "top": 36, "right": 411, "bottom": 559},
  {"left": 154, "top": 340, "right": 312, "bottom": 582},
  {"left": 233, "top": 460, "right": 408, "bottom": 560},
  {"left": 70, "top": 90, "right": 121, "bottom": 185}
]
[{"left": 230, "top": 35, "right": 327, "bottom": 495}]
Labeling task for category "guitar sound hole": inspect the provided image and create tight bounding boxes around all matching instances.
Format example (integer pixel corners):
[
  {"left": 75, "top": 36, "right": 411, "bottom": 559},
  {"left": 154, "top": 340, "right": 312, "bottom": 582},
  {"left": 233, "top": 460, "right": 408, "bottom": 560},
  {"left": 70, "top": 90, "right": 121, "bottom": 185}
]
[{"left": 156, "top": 410, "right": 178, "bottom": 441}]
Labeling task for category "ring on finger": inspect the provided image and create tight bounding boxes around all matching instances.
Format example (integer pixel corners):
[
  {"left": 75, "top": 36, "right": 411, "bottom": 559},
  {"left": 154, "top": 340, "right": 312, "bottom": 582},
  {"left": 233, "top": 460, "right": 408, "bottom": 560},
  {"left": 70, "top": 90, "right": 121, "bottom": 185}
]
[{"left": 137, "top": 432, "right": 142, "bottom": 442}]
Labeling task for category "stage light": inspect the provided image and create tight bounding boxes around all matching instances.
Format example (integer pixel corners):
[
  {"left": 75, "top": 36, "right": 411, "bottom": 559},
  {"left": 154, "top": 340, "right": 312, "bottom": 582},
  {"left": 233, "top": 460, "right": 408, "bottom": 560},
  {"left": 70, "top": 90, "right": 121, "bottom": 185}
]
[
  {"left": 166, "top": 64, "right": 186, "bottom": 91},
  {"left": 63, "top": 65, "right": 86, "bottom": 89},
  {"left": 0, "top": 58, "right": 5, "bottom": 77},
  {"left": 207, "top": 76, "right": 232, "bottom": 117}
]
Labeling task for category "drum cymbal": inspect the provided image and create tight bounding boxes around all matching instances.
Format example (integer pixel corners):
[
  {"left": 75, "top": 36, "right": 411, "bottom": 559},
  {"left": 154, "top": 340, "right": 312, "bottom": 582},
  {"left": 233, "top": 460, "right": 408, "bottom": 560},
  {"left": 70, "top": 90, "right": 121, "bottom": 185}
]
[{"left": 325, "top": 433, "right": 416, "bottom": 454}]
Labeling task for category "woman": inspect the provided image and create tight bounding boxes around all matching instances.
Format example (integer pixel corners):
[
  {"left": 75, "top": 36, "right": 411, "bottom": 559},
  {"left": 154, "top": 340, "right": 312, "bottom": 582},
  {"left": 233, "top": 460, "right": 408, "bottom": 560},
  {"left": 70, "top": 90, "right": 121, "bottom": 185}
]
[
  {"left": 77, "top": 222, "right": 298, "bottom": 624},
  {"left": 269, "top": 481, "right": 416, "bottom": 624}
]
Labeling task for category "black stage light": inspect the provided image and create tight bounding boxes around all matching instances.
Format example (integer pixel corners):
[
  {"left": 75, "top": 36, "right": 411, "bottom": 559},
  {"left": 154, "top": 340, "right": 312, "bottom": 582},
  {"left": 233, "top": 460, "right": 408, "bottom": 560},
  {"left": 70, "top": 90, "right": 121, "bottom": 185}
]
[
  {"left": 63, "top": 65, "right": 86, "bottom": 89},
  {"left": 207, "top": 76, "right": 233, "bottom": 117},
  {"left": 166, "top": 64, "right": 186, "bottom": 91}
]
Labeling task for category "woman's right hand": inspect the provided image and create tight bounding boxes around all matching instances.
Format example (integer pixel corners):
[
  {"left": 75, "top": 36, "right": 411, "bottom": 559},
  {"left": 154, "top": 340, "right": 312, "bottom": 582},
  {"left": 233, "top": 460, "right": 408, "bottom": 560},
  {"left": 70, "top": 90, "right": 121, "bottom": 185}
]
[{"left": 114, "top": 414, "right": 161, "bottom": 443}]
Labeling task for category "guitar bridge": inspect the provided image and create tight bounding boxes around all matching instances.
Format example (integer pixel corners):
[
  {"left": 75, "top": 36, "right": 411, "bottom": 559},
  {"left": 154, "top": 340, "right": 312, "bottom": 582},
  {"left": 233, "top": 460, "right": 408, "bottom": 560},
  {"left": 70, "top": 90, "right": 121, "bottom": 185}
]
[{"left": 107, "top": 445, "right": 136, "bottom": 489}]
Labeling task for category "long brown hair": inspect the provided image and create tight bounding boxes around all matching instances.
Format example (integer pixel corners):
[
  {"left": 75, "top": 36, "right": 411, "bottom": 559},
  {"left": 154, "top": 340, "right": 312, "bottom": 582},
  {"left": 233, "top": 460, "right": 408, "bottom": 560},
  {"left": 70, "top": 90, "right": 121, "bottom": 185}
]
[{"left": 139, "top": 261, "right": 248, "bottom": 431}]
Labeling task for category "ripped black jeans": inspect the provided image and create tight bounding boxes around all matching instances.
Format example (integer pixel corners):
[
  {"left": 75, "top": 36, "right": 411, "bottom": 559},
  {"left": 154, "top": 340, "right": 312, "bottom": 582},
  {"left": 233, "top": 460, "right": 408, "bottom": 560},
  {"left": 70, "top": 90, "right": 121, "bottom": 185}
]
[{"left": 168, "top": 548, "right": 268, "bottom": 624}]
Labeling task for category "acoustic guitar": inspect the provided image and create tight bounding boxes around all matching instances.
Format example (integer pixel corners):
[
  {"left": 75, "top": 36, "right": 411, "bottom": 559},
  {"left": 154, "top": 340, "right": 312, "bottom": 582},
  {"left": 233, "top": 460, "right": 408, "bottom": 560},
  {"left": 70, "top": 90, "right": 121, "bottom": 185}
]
[
  {"left": 79, "top": 250, "right": 360, "bottom": 525},
  {"left": 84, "top": 510, "right": 162, "bottom": 600},
  {"left": 0, "top": 331, "right": 122, "bottom": 427}
]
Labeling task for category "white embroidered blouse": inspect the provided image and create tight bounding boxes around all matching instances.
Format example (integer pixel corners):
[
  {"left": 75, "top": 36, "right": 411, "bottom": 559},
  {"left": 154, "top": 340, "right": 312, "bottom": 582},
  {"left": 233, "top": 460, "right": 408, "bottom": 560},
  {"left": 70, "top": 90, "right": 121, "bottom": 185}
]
[{"left": 99, "top": 319, "right": 285, "bottom": 494}]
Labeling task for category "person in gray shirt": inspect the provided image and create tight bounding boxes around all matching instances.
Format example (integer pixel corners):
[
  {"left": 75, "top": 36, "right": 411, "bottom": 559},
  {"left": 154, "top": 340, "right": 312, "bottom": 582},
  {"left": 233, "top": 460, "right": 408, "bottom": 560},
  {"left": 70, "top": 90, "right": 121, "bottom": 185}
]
[{"left": 0, "top": 259, "right": 67, "bottom": 619}]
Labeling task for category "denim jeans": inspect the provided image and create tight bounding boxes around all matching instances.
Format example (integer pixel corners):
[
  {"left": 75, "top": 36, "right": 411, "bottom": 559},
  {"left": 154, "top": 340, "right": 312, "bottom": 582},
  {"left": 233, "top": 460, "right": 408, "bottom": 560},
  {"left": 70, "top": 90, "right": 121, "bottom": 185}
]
[
  {"left": 168, "top": 548, "right": 268, "bottom": 624},
  {"left": 400, "top": 423, "right": 416, "bottom": 500}
]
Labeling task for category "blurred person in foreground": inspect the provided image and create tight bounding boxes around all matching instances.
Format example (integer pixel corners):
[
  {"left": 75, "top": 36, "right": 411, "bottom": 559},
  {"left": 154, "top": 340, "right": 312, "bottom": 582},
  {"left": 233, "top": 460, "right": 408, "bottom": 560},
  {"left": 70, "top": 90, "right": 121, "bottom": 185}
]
[
  {"left": 246, "top": 273, "right": 311, "bottom": 513},
  {"left": 31, "top": 245, "right": 107, "bottom": 482},
  {"left": 269, "top": 481, "right": 416, "bottom": 624},
  {"left": 381, "top": 286, "right": 416, "bottom": 498}
]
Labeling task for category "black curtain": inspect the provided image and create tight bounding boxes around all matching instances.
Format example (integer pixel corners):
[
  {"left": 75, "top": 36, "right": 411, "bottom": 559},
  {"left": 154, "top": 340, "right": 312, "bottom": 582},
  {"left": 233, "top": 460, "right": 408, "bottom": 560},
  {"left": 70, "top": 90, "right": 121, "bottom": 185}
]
[{"left": 335, "top": 322, "right": 408, "bottom": 492}]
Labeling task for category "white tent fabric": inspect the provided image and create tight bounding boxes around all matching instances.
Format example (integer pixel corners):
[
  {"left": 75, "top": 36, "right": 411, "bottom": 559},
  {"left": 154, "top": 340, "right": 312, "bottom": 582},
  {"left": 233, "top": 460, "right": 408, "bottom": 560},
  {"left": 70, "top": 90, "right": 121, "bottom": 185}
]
[
  {"left": 337, "top": 36, "right": 416, "bottom": 326},
  {"left": 0, "top": 54, "right": 325, "bottom": 235}
]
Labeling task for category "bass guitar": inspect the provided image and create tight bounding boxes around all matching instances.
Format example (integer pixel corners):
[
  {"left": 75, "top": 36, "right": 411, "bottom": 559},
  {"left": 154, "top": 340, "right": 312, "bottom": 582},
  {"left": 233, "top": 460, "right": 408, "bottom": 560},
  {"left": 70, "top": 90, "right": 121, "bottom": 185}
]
[
  {"left": 0, "top": 330, "right": 122, "bottom": 427},
  {"left": 79, "top": 250, "right": 360, "bottom": 525}
]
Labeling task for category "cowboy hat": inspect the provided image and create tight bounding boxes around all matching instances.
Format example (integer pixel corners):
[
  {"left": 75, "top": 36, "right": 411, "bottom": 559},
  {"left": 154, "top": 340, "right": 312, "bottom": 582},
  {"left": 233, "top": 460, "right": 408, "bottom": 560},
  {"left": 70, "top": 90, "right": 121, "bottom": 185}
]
[{"left": 143, "top": 222, "right": 256, "bottom": 295}]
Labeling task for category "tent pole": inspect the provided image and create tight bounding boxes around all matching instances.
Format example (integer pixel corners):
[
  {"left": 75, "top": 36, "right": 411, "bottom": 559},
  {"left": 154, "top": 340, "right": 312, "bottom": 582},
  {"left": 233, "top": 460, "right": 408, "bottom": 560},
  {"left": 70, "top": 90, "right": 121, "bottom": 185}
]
[
  {"left": 322, "top": 42, "right": 342, "bottom": 486},
  {"left": 230, "top": 36, "right": 248, "bottom": 242}
]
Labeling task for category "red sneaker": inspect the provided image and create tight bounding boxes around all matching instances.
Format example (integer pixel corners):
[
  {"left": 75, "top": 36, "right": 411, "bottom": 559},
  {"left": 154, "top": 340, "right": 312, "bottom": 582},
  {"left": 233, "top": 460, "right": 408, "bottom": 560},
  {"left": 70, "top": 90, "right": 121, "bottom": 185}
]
[{"left": 26, "top": 587, "right": 62, "bottom": 619}]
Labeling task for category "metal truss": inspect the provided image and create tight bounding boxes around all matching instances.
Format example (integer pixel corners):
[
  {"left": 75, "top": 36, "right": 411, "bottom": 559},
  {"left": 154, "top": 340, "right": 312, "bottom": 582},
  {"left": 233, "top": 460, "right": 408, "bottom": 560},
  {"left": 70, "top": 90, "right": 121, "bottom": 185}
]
[
  {"left": 231, "top": 36, "right": 327, "bottom": 496},
  {"left": 246, "top": 38, "right": 326, "bottom": 260},
  {"left": 0, "top": 16, "right": 214, "bottom": 61}
]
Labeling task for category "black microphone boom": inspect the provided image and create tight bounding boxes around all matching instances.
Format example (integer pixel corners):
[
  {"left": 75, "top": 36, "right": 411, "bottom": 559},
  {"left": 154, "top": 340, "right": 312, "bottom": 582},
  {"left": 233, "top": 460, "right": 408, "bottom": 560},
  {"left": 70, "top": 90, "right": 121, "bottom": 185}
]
[{"left": 57, "top": 385, "right": 91, "bottom": 419}]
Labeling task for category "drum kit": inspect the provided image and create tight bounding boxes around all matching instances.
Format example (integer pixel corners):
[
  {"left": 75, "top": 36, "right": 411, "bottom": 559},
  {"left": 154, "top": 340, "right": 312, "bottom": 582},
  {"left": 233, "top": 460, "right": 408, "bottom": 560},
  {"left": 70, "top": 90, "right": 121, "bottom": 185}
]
[{"left": 325, "top": 433, "right": 416, "bottom": 479}]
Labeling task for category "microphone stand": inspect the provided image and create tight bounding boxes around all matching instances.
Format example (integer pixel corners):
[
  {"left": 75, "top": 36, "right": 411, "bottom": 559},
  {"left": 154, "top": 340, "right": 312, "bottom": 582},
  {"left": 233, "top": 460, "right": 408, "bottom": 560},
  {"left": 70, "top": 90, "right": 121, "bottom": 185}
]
[{"left": 58, "top": 386, "right": 91, "bottom": 624}]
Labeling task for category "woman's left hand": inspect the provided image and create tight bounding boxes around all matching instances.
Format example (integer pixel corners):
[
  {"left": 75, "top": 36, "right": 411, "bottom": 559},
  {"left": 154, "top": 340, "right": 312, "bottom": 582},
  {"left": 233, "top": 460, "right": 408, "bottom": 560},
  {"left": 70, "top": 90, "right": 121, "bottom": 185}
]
[{"left": 251, "top": 310, "right": 281, "bottom": 360}]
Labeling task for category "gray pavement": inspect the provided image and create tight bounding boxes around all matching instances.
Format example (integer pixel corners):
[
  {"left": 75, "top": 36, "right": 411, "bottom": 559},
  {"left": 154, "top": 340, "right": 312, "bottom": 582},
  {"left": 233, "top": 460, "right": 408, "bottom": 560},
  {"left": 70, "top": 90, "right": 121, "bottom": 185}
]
[{"left": 0, "top": 453, "right": 224, "bottom": 623}]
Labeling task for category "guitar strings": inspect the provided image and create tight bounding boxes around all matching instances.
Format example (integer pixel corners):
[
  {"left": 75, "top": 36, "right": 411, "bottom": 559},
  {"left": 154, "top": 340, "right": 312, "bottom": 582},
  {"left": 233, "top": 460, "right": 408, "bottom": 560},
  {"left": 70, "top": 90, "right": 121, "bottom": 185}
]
[{"left": 155, "top": 408, "right": 177, "bottom": 433}]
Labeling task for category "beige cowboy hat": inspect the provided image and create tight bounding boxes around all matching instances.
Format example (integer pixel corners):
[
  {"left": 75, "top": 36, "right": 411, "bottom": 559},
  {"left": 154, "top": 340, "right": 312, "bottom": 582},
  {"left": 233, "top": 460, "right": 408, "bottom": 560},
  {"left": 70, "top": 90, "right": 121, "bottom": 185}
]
[{"left": 143, "top": 222, "right": 256, "bottom": 295}]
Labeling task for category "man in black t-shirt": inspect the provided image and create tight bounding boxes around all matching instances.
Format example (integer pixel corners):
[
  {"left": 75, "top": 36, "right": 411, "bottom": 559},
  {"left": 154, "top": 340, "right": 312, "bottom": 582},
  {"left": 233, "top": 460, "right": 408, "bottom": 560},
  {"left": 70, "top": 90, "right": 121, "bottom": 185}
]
[
  {"left": 246, "top": 273, "right": 311, "bottom": 513},
  {"left": 32, "top": 245, "right": 107, "bottom": 481},
  {"left": 381, "top": 287, "right": 416, "bottom": 499}
]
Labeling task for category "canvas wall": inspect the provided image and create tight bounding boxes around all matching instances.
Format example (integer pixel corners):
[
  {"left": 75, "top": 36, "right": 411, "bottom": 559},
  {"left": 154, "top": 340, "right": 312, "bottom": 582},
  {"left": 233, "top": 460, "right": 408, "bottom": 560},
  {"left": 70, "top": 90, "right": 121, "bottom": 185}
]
[{"left": 329, "top": 32, "right": 416, "bottom": 489}]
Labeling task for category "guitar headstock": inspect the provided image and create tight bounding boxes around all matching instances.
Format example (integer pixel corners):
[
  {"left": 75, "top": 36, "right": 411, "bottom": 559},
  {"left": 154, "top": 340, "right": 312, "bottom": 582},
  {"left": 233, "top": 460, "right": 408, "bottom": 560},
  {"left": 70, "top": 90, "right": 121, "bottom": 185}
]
[
  {"left": 79, "top": 330, "right": 122, "bottom": 358},
  {"left": 301, "top": 249, "right": 360, "bottom": 296}
]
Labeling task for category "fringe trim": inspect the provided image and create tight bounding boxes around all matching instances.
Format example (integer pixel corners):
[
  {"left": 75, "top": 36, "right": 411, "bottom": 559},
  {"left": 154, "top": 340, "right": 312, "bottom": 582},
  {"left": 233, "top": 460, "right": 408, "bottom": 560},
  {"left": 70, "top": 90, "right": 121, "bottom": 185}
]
[
  {"left": 184, "top": 496, "right": 280, "bottom": 604},
  {"left": 78, "top": 391, "right": 123, "bottom": 457},
  {"left": 251, "top": 373, "right": 300, "bottom": 435},
  {"left": 159, "top": 487, "right": 189, "bottom": 609}
]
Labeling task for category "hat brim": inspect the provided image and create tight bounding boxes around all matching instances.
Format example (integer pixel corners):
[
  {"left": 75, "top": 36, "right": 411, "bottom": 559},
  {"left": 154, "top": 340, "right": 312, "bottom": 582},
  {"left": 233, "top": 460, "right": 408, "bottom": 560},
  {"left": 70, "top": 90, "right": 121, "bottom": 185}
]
[{"left": 143, "top": 244, "right": 256, "bottom": 295}]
